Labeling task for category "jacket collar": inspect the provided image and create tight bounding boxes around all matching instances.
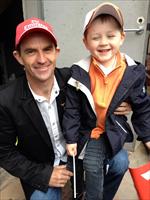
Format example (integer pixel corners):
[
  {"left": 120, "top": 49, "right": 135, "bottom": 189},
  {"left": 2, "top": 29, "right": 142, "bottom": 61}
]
[
  {"left": 74, "top": 56, "right": 91, "bottom": 72},
  {"left": 73, "top": 54, "right": 141, "bottom": 116},
  {"left": 74, "top": 53, "right": 137, "bottom": 72}
]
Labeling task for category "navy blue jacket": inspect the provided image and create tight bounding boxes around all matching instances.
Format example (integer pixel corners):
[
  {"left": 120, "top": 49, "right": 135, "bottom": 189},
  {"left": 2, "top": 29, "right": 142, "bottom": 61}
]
[{"left": 63, "top": 55, "right": 150, "bottom": 157}]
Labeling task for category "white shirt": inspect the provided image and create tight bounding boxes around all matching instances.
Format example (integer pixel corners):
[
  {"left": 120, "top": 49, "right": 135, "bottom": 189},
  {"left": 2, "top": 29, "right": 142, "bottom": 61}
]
[
  {"left": 98, "top": 57, "right": 117, "bottom": 75},
  {"left": 28, "top": 77, "right": 67, "bottom": 166}
]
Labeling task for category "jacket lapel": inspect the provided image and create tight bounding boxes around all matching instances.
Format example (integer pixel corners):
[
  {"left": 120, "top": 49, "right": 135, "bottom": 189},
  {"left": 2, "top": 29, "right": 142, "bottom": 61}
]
[
  {"left": 20, "top": 76, "right": 52, "bottom": 148},
  {"left": 107, "top": 64, "right": 142, "bottom": 115}
]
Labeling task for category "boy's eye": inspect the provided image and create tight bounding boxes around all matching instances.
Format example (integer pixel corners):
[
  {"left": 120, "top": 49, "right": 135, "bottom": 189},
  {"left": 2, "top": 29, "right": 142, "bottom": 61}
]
[
  {"left": 92, "top": 36, "right": 100, "bottom": 40},
  {"left": 107, "top": 35, "right": 115, "bottom": 38}
]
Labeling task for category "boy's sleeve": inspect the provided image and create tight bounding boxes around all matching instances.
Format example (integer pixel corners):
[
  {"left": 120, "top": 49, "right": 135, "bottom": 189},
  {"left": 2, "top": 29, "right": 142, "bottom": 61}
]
[
  {"left": 63, "top": 83, "right": 81, "bottom": 144},
  {"left": 130, "top": 69, "right": 150, "bottom": 142}
]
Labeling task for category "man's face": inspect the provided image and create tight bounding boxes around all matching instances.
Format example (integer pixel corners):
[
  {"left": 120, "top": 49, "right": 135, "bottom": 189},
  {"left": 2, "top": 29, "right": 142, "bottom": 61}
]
[{"left": 13, "top": 32, "right": 60, "bottom": 85}]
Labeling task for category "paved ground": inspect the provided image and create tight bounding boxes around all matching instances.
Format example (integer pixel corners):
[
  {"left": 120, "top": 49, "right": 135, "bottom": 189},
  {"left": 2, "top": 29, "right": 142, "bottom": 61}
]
[{"left": 0, "top": 141, "right": 149, "bottom": 200}]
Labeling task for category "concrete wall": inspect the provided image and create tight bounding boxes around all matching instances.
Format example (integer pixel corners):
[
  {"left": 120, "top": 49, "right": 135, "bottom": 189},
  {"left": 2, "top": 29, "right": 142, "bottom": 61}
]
[{"left": 42, "top": 0, "right": 150, "bottom": 67}]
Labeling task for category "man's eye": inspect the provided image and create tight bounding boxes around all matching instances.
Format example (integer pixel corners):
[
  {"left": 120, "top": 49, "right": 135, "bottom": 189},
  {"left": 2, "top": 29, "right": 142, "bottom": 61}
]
[
  {"left": 25, "top": 49, "right": 35, "bottom": 54},
  {"left": 28, "top": 50, "right": 34, "bottom": 54},
  {"left": 46, "top": 47, "right": 52, "bottom": 51}
]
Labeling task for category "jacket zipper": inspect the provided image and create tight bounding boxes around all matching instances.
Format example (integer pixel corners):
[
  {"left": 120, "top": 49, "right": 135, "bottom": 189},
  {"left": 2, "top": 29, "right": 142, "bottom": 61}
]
[{"left": 115, "top": 120, "right": 127, "bottom": 133}]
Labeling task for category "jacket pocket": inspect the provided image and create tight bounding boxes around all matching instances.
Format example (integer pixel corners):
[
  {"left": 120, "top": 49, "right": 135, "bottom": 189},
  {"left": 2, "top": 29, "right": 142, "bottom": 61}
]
[
  {"left": 115, "top": 117, "right": 133, "bottom": 143},
  {"left": 115, "top": 120, "right": 128, "bottom": 134}
]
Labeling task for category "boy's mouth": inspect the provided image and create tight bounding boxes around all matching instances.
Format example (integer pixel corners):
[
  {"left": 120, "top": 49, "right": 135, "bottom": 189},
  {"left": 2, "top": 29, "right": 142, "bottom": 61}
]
[{"left": 98, "top": 49, "right": 110, "bottom": 53}]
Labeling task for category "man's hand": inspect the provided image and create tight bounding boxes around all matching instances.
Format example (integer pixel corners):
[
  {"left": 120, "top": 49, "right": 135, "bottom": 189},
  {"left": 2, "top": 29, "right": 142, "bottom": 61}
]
[
  {"left": 66, "top": 143, "right": 77, "bottom": 156},
  {"left": 144, "top": 141, "right": 150, "bottom": 151},
  {"left": 49, "top": 165, "right": 73, "bottom": 187},
  {"left": 114, "top": 102, "right": 132, "bottom": 115}
]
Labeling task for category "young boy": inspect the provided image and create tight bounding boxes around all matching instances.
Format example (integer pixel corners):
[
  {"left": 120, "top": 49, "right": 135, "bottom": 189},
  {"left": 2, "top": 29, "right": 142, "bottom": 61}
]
[{"left": 63, "top": 2, "right": 150, "bottom": 200}]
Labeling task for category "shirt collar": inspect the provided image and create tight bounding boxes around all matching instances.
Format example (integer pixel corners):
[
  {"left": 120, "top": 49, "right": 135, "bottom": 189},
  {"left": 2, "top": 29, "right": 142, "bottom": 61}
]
[
  {"left": 91, "top": 52, "right": 125, "bottom": 75},
  {"left": 28, "top": 76, "right": 60, "bottom": 103}
]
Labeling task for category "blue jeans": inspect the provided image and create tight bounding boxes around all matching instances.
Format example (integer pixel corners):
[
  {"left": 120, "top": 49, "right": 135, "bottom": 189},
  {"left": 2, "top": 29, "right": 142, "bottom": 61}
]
[
  {"left": 30, "top": 187, "right": 61, "bottom": 200},
  {"left": 103, "top": 149, "right": 129, "bottom": 200},
  {"left": 83, "top": 137, "right": 107, "bottom": 200}
]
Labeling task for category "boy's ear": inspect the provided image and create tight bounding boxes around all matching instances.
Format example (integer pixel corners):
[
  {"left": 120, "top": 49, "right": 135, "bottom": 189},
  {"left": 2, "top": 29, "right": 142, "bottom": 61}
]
[
  {"left": 120, "top": 32, "right": 126, "bottom": 46},
  {"left": 83, "top": 37, "right": 88, "bottom": 49}
]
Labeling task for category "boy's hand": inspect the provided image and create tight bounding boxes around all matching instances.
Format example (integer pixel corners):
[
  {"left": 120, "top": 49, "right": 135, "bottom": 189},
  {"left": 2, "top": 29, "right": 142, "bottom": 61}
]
[
  {"left": 114, "top": 102, "right": 132, "bottom": 115},
  {"left": 49, "top": 165, "right": 73, "bottom": 187},
  {"left": 66, "top": 143, "right": 77, "bottom": 156}
]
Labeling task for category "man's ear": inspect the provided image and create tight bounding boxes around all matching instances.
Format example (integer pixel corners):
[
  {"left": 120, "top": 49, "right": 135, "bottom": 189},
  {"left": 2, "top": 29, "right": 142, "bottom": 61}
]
[
  {"left": 56, "top": 46, "right": 60, "bottom": 56},
  {"left": 13, "top": 50, "right": 24, "bottom": 66}
]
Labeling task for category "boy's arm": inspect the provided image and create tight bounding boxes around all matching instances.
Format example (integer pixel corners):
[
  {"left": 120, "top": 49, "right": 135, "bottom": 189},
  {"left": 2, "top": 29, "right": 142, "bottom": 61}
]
[
  {"left": 115, "top": 102, "right": 150, "bottom": 151},
  {"left": 63, "top": 84, "right": 81, "bottom": 144},
  {"left": 130, "top": 68, "right": 150, "bottom": 144}
]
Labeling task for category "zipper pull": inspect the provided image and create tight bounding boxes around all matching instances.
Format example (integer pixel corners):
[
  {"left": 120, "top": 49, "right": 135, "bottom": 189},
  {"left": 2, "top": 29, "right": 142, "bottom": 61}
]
[
  {"left": 106, "top": 164, "right": 109, "bottom": 175},
  {"left": 76, "top": 81, "right": 80, "bottom": 91}
]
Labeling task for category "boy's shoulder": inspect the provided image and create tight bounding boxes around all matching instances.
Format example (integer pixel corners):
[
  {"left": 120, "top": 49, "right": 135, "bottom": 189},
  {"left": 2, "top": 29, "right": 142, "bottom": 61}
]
[
  {"left": 123, "top": 54, "right": 146, "bottom": 74},
  {"left": 71, "top": 56, "right": 91, "bottom": 72},
  {"left": 124, "top": 54, "right": 144, "bottom": 68}
]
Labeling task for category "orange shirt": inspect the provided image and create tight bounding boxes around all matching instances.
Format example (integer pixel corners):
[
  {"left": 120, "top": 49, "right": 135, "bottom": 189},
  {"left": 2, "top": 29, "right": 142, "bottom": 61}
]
[{"left": 89, "top": 53, "right": 126, "bottom": 139}]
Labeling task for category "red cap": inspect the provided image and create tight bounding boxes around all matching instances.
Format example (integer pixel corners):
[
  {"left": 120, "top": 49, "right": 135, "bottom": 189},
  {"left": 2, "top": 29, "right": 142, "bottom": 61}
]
[{"left": 15, "top": 17, "right": 57, "bottom": 48}]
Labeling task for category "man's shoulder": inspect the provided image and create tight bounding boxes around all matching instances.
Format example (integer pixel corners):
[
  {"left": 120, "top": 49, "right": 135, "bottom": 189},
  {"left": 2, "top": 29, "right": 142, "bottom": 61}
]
[
  {"left": 0, "top": 74, "right": 25, "bottom": 97},
  {"left": 55, "top": 67, "right": 71, "bottom": 77},
  {"left": 55, "top": 67, "right": 71, "bottom": 87}
]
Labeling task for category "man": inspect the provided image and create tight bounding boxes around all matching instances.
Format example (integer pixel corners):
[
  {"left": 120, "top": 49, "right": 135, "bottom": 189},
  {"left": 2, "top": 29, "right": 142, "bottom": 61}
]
[{"left": 0, "top": 17, "right": 73, "bottom": 200}]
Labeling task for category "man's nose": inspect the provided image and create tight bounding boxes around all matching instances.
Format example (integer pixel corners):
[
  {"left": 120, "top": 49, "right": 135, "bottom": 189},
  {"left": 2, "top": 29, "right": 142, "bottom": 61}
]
[{"left": 37, "top": 52, "right": 46, "bottom": 63}]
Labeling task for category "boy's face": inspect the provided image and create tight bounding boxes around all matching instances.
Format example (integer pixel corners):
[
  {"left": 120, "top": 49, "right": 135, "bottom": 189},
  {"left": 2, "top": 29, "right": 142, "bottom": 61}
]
[{"left": 83, "top": 17, "right": 125, "bottom": 67}]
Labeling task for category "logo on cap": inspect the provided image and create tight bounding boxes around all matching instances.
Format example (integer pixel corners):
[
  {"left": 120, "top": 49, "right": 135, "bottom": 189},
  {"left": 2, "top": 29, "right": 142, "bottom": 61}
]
[
  {"left": 24, "top": 20, "right": 49, "bottom": 32},
  {"left": 15, "top": 17, "right": 57, "bottom": 48}
]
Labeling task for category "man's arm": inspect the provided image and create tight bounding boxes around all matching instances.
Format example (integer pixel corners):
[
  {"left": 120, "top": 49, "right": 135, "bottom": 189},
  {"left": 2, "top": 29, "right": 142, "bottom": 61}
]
[{"left": 144, "top": 141, "right": 150, "bottom": 151}]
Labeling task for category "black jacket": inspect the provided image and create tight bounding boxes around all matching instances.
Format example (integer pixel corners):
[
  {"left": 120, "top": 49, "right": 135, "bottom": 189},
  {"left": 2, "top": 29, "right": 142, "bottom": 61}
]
[
  {"left": 63, "top": 55, "right": 150, "bottom": 157},
  {"left": 0, "top": 68, "right": 70, "bottom": 199}
]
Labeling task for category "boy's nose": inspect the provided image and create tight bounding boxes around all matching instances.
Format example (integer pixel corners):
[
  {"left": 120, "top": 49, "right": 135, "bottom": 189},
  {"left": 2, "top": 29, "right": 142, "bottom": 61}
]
[{"left": 100, "top": 37, "right": 108, "bottom": 45}]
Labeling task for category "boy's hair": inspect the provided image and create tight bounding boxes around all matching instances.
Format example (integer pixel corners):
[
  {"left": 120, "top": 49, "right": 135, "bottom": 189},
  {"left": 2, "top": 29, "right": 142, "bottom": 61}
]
[
  {"left": 83, "top": 2, "right": 124, "bottom": 35},
  {"left": 84, "top": 14, "right": 123, "bottom": 37}
]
